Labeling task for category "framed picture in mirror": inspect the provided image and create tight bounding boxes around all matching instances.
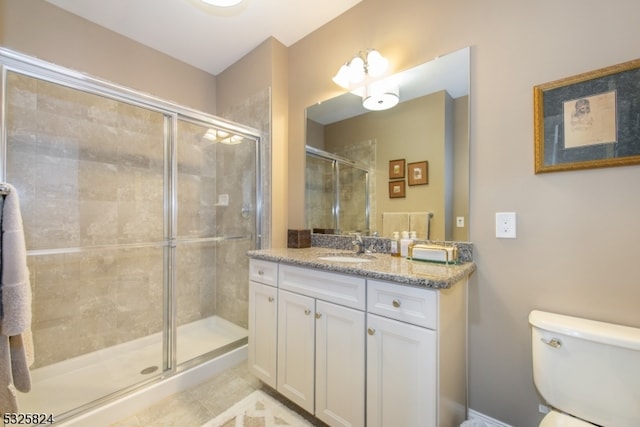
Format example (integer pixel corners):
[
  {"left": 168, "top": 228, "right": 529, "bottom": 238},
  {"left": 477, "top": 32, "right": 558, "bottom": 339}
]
[
  {"left": 408, "top": 161, "right": 428, "bottom": 185},
  {"left": 389, "top": 180, "right": 406, "bottom": 198},
  {"left": 389, "top": 159, "right": 405, "bottom": 179}
]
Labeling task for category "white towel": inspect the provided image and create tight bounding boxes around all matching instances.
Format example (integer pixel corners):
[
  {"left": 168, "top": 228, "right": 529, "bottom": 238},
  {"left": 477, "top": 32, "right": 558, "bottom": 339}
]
[
  {"left": 0, "top": 183, "right": 33, "bottom": 414},
  {"left": 382, "top": 212, "right": 409, "bottom": 238},
  {"left": 409, "top": 212, "right": 432, "bottom": 240}
]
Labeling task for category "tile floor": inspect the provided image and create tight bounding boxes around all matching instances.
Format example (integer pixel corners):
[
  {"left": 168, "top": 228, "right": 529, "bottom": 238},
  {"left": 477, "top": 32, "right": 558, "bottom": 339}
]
[{"left": 110, "top": 362, "right": 326, "bottom": 426}]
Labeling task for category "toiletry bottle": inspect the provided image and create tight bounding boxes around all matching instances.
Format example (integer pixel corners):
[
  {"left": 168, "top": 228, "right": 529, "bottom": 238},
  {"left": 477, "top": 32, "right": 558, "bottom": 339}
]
[
  {"left": 408, "top": 231, "right": 417, "bottom": 258},
  {"left": 400, "top": 231, "right": 411, "bottom": 257},
  {"left": 391, "top": 232, "right": 400, "bottom": 257}
]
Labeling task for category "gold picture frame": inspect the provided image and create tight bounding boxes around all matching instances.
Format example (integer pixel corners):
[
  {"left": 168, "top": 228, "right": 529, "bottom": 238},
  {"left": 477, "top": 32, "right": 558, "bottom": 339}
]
[
  {"left": 534, "top": 58, "right": 640, "bottom": 173},
  {"left": 407, "top": 161, "right": 428, "bottom": 185},
  {"left": 388, "top": 180, "right": 406, "bottom": 198},
  {"left": 388, "top": 159, "right": 405, "bottom": 179}
]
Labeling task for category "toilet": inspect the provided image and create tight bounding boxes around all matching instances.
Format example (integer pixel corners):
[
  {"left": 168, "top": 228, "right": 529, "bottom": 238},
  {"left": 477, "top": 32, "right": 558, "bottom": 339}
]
[{"left": 529, "top": 310, "right": 640, "bottom": 427}]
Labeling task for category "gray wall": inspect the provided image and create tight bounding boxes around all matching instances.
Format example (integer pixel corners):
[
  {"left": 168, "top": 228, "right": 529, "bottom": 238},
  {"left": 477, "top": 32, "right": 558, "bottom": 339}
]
[{"left": 286, "top": 1, "right": 640, "bottom": 426}]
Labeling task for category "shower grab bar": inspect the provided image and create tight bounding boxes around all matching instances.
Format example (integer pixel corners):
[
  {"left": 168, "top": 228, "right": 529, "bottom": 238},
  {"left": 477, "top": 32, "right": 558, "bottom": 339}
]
[{"left": 26, "top": 234, "right": 254, "bottom": 257}]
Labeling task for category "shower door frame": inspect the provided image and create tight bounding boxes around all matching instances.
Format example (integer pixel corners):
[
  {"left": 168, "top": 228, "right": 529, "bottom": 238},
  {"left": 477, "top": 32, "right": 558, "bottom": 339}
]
[{"left": 0, "top": 47, "right": 263, "bottom": 418}]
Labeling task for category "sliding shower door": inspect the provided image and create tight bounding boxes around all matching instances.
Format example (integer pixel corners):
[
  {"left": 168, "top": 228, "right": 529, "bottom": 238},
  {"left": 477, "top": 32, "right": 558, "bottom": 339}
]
[
  {"left": 3, "top": 70, "right": 168, "bottom": 416},
  {"left": 305, "top": 149, "right": 369, "bottom": 234},
  {"left": 305, "top": 154, "right": 336, "bottom": 232},
  {"left": 338, "top": 164, "right": 369, "bottom": 234},
  {"left": 1, "top": 52, "right": 261, "bottom": 421},
  {"left": 174, "top": 119, "right": 257, "bottom": 365}
]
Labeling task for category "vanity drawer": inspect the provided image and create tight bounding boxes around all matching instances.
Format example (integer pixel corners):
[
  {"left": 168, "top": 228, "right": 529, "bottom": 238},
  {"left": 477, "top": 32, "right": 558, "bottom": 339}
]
[
  {"left": 279, "top": 264, "right": 366, "bottom": 310},
  {"left": 367, "top": 280, "right": 437, "bottom": 329},
  {"left": 249, "top": 259, "right": 278, "bottom": 287}
]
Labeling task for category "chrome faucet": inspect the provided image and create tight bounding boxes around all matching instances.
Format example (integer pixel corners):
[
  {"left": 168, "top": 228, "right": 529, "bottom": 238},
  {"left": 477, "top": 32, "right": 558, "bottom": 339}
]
[{"left": 352, "top": 233, "right": 365, "bottom": 254}]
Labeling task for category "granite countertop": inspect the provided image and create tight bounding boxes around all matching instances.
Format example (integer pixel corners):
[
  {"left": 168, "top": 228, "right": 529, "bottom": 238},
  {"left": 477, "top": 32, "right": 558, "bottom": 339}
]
[{"left": 247, "top": 247, "right": 476, "bottom": 289}]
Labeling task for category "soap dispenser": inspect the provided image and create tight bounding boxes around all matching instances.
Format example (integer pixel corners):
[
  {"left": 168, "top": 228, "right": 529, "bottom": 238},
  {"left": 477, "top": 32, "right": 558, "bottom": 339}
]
[
  {"left": 400, "top": 231, "right": 411, "bottom": 257},
  {"left": 391, "top": 232, "right": 400, "bottom": 257}
]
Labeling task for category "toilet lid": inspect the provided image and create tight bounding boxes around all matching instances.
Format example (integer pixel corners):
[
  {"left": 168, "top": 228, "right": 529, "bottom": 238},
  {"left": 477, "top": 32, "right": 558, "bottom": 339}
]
[{"left": 540, "top": 410, "right": 594, "bottom": 427}]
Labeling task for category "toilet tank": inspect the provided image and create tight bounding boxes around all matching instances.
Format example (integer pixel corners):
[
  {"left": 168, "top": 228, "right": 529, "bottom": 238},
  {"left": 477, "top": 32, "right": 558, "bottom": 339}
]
[{"left": 530, "top": 310, "right": 640, "bottom": 427}]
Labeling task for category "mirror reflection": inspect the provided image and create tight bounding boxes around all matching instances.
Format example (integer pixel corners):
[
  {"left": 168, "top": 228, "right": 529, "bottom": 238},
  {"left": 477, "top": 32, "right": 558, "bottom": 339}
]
[{"left": 305, "top": 46, "right": 469, "bottom": 241}]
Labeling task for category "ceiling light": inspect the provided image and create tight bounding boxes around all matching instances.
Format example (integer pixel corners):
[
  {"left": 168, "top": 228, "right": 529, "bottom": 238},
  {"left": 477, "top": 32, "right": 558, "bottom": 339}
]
[
  {"left": 201, "top": 0, "right": 243, "bottom": 7},
  {"left": 332, "top": 49, "right": 389, "bottom": 90},
  {"left": 362, "top": 82, "right": 399, "bottom": 111}
]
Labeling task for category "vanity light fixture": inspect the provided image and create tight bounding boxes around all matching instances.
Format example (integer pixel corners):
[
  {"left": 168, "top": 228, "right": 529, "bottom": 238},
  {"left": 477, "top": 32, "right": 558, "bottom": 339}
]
[
  {"left": 332, "top": 49, "right": 389, "bottom": 89},
  {"left": 200, "top": 0, "right": 243, "bottom": 7},
  {"left": 333, "top": 49, "right": 397, "bottom": 111},
  {"left": 362, "top": 81, "right": 399, "bottom": 111}
]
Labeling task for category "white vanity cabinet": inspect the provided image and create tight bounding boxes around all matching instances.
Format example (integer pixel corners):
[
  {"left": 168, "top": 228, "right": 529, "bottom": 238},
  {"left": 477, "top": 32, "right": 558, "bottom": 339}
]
[
  {"left": 248, "top": 260, "right": 278, "bottom": 388},
  {"left": 248, "top": 256, "right": 468, "bottom": 427},
  {"left": 278, "top": 264, "right": 366, "bottom": 427},
  {"left": 366, "top": 279, "right": 468, "bottom": 427}
]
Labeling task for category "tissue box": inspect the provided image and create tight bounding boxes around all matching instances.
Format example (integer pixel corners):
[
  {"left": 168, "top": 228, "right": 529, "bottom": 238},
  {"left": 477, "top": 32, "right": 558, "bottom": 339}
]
[
  {"left": 287, "top": 229, "right": 311, "bottom": 248},
  {"left": 410, "top": 244, "right": 457, "bottom": 263}
]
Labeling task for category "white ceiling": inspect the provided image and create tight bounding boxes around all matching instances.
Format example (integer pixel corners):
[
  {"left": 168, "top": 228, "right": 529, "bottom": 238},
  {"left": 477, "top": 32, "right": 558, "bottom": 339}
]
[{"left": 44, "top": 0, "right": 363, "bottom": 75}]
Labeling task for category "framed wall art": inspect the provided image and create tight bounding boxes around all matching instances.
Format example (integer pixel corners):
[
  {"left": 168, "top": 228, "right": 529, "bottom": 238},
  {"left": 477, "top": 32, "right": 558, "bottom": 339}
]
[
  {"left": 388, "top": 159, "right": 405, "bottom": 179},
  {"left": 388, "top": 180, "right": 406, "bottom": 198},
  {"left": 534, "top": 58, "right": 640, "bottom": 173},
  {"left": 408, "top": 161, "right": 428, "bottom": 185}
]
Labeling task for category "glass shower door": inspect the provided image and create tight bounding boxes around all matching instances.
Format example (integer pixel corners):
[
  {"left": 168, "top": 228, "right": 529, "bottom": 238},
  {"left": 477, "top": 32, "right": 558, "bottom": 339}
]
[
  {"left": 337, "top": 164, "right": 369, "bottom": 234},
  {"left": 305, "top": 155, "right": 336, "bottom": 232},
  {"left": 174, "top": 119, "right": 256, "bottom": 366},
  {"left": 4, "top": 70, "right": 168, "bottom": 417}
]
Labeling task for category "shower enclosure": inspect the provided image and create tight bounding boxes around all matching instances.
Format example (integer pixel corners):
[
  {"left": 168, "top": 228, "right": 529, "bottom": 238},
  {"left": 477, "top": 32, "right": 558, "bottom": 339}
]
[
  {"left": 305, "top": 146, "right": 369, "bottom": 235},
  {"left": 0, "top": 49, "right": 262, "bottom": 422}
]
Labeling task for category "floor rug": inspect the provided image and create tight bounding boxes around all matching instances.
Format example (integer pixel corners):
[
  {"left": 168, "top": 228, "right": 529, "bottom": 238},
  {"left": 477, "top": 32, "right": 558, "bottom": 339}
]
[{"left": 202, "top": 390, "right": 315, "bottom": 427}]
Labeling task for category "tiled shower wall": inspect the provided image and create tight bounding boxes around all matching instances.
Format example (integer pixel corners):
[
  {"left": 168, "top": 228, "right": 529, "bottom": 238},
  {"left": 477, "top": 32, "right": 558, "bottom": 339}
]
[
  {"left": 216, "top": 88, "right": 271, "bottom": 327},
  {"left": 5, "top": 72, "right": 263, "bottom": 367}
]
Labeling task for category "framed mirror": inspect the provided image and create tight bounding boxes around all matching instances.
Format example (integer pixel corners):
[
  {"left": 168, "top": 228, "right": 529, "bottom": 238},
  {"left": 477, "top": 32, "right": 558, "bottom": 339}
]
[{"left": 304, "top": 46, "right": 470, "bottom": 241}]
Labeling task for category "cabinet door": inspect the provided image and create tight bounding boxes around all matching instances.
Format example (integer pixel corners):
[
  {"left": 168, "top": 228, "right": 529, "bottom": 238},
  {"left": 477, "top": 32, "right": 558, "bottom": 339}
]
[
  {"left": 315, "top": 300, "right": 365, "bottom": 427},
  {"left": 366, "top": 313, "right": 437, "bottom": 427},
  {"left": 248, "top": 281, "right": 277, "bottom": 388},
  {"left": 277, "top": 289, "right": 315, "bottom": 413}
]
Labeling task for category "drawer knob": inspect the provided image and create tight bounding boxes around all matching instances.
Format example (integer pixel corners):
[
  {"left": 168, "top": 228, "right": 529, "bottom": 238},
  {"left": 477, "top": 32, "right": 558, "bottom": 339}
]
[
  {"left": 315, "top": 312, "right": 322, "bottom": 319},
  {"left": 304, "top": 309, "right": 311, "bottom": 316},
  {"left": 268, "top": 296, "right": 274, "bottom": 302},
  {"left": 392, "top": 299, "right": 401, "bottom": 308},
  {"left": 258, "top": 269, "right": 264, "bottom": 276},
  {"left": 368, "top": 327, "right": 376, "bottom": 336}
]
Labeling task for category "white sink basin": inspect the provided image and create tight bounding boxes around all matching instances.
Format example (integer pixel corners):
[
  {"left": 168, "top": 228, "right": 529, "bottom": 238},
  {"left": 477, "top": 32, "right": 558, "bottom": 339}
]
[{"left": 318, "top": 255, "right": 372, "bottom": 263}]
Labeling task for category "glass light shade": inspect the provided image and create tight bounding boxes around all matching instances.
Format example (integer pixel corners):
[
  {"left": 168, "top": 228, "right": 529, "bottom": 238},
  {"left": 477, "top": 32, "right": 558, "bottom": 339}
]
[
  {"left": 366, "top": 50, "right": 388, "bottom": 77},
  {"left": 362, "top": 83, "right": 399, "bottom": 111},
  {"left": 348, "top": 56, "right": 366, "bottom": 83},
  {"left": 201, "top": 0, "right": 243, "bottom": 6},
  {"left": 332, "top": 64, "right": 351, "bottom": 88}
]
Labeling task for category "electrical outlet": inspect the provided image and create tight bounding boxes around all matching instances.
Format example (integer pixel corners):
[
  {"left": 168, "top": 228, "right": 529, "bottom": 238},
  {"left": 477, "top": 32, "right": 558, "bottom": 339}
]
[
  {"left": 456, "top": 216, "right": 464, "bottom": 227},
  {"left": 496, "top": 212, "right": 516, "bottom": 238}
]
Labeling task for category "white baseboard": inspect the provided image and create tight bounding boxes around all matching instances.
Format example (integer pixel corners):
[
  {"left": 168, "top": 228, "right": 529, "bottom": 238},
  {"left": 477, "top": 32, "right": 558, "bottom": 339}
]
[{"left": 468, "top": 409, "right": 513, "bottom": 427}]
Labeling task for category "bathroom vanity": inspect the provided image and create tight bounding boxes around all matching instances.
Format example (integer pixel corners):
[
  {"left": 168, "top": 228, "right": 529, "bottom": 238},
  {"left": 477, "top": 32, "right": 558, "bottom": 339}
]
[{"left": 247, "top": 247, "right": 475, "bottom": 427}]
